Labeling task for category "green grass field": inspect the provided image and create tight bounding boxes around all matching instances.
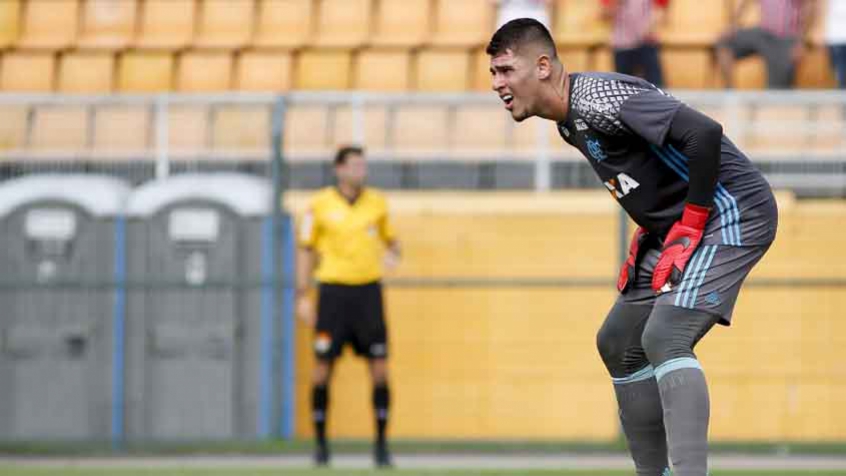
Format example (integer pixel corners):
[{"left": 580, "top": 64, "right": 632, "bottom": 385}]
[
  {"left": 3, "top": 469, "right": 846, "bottom": 476},
  {"left": 5, "top": 439, "right": 846, "bottom": 456}
]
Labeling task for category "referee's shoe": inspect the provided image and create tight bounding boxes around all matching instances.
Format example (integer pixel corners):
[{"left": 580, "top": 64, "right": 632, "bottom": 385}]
[
  {"left": 374, "top": 441, "right": 393, "bottom": 468},
  {"left": 314, "top": 443, "right": 330, "bottom": 467}
]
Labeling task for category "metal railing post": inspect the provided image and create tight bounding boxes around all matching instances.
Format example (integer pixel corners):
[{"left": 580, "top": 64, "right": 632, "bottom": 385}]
[{"left": 154, "top": 95, "right": 170, "bottom": 179}]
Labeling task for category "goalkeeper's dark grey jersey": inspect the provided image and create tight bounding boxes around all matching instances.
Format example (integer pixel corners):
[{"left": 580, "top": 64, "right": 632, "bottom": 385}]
[{"left": 556, "top": 72, "right": 777, "bottom": 246}]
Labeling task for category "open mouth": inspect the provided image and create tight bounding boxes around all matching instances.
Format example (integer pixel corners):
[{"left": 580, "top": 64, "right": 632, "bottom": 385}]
[{"left": 501, "top": 94, "right": 514, "bottom": 110}]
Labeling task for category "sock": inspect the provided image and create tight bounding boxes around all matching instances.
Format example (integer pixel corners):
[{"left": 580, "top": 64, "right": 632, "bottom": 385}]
[
  {"left": 656, "top": 359, "right": 710, "bottom": 476},
  {"left": 312, "top": 385, "right": 329, "bottom": 447},
  {"left": 373, "top": 384, "right": 390, "bottom": 446},
  {"left": 613, "top": 367, "right": 670, "bottom": 476}
]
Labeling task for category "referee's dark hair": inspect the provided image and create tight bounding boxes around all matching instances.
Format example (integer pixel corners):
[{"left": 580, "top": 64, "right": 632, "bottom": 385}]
[
  {"left": 486, "top": 18, "right": 557, "bottom": 59},
  {"left": 334, "top": 145, "right": 364, "bottom": 166}
]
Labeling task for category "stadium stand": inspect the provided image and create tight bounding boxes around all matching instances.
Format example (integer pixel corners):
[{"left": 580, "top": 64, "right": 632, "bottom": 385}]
[
  {"left": 333, "top": 105, "right": 390, "bottom": 152},
  {"left": 30, "top": 106, "right": 89, "bottom": 154},
  {"left": 295, "top": 50, "right": 352, "bottom": 90},
  {"left": 416, "top": 49, "right": 471, "bottom": 91},
  {"left": 1, "top": 51, "right": 55, "bottom": 91},
  {"left": 211, "top": 106, "right": 271, "bottom": 157},
  {"left": 658, "top": 0, "right": 729, "bottom": 47},
  {"left": 0, "top": 106, "right": 28, "bottom": 152},
  {"left": 430, "top": 0, "right": 493, "bottom": 48},
  {"left": 0, "top": 0, "right": 20, "bottom": 50},
  {"left": 746, "top": 105, "right": 810, "bottom": 154},
  {"left": 252, "top": 0, "right": 313, "bottom": 49},
  {"left": 392, "top": 105, "right": 450, "bottom": 155},
  {"left": 235, "top": 51, "right": 293, "bottom": 91},
  {"left": 283, "top": 105, "right": 331, "bottom": 157},
  {"left": 355, "top": 49, "right": 413, "bottom": 91},
  {"left": 0, "top": 0, "right": 839, "bottom": 193},
  {"left": 176, "top": 51, "right": 234, "bottom": 92},
  {"left": 59, "top": 52, "right": 115, "bottom": 93},
  {"left": 661, "top": 50, "right": 717, "bottom": 89},
  {"left": 134, "top": 0, "right": 196, "bottom": 50},
  {"left": 17, "top": 0, "right": 79, "bottom": 50},
  {"left": 194, "top": 0, "right": 255, "bottom": 50},
  {"left": 553, "top": 0, "right": 608, "bottom": 47},
  {"left": 77, "top": 0, "right": 136, "bottom": 51},
  {"left": 0, "top": 0, "right": 834, "bottom": 92},
  {"left": 166, "top": 106, "right": 208, "bottom": 158},
  {"left": 371, "top": 0, "right": 431, "bottom": 48},
  {"left": 92, "top": 106, "right": 151, "bottom": 156},
  {"left": 118, "top": 51, "right": 174, "bottom": 92},
  {"left": 813, "top": 105, "right": 845, "bottom": 153},
  {"left": 453, "top": 106, "right": 509, "bottom": 155},
  {"left": 313, "top": 0, "right": 372, "bottom": 48}
]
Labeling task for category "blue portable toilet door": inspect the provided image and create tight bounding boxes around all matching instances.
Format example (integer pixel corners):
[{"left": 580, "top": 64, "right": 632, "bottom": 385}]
[{"left": 141, "top": 203, "right": 245, "bottom": 440}]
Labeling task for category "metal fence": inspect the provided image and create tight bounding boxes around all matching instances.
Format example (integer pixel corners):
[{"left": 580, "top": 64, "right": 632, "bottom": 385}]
[
  {"left": 281, "top": 90, "right": 846, "bottom": 195},
  {"left": 1, "top": 90, "right": 844, "bottom": 194}
]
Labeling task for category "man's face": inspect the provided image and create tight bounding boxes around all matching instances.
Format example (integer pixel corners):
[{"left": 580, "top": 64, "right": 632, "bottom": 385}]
[
  {"left": 335, "top": 153, "right": 367, "bottom": 188},
  {"left": 490, "top": 48, "right": 540, "bottom": 122}
]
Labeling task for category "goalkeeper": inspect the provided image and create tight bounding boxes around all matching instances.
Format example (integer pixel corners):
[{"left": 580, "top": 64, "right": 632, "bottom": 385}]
[{"left": 486, "top": 19, "right": 778, "bottom": 476}]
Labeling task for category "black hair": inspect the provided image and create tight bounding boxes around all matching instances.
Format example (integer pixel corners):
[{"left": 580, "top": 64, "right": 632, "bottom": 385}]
[
  {"left": 486, "top": 18, "right": 557, "bottom": 59},
  {"left": 334, "top": 145, "right": 364, "bottom": 166}
]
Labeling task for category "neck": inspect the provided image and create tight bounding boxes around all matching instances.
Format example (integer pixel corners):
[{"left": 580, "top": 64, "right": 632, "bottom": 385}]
[
  {"left": 338, "top": 183, "right": 362, "bottom": 201},
  {"left": 535, "top": 67, "right": 570, "bottom": 122}
]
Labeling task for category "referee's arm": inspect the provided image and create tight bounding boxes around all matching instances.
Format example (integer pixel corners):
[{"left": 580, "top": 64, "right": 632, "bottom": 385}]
[
  {"left": 380, "top": 207, "right": 401, "bottom": 271},
  {"left": 297, "top": 209, "right": 320, "bottom": 326},
  {"left": 384, "top": 239, "right": 401, "bottom": 271},
  {"left": 297, "top": 246, "right": 318, "bottom": 297}
]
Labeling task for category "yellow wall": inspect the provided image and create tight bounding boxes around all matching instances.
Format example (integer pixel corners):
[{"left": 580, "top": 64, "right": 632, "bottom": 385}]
[{"left": 288, "top": 191, "right": 846, "bottom": 441}]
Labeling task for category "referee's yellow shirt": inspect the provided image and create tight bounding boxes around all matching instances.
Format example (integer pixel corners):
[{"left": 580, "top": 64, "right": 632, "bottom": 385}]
[{"left": 299, "top": 187, "right": 397, "bottom": 285}]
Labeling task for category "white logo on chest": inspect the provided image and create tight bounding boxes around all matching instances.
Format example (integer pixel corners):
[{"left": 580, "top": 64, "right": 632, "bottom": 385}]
[{"left": 604, "top": 173, "right": 640, "bottom": 199}]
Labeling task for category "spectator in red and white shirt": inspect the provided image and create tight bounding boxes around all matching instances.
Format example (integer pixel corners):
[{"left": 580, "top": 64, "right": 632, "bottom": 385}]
[
  {"left": 600, "top": 0, "right": 669, "bottom": 87},
  {"left": 716, "top": 0, "right": 818, "bottom": 89}
]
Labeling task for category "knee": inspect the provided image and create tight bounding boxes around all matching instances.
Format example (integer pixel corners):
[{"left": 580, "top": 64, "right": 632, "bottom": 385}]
[
  {"left": 714, "top": 44, "right": 733, "bottom": 63},
  {"left": 596, "top": 323, "right": 626, "bottom": 373},
  {"left": 641, "top": 319, "right": 668, "bottom": 366},
  {"left": 312, "top": 361, "right": 333, "bottom": 386},
  {"left": 370, "top": 358, "right": 389, "bottom": 386},
  {"left": 642, "top": 315, "right": 689, "bottom": 366}
]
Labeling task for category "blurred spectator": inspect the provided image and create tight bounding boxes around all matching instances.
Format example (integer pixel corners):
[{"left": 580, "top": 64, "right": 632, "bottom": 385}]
[
  {"left": 600, "top": 0, "right": 669, "bottom": 87},
  {"left": 492, "top": 0, "right": 553, "bottom": 28},
  {"left": 825, "top": 0, "right": 846, "bottom": 88},
  {"left": 716, "top": 0, "right": 818, "bottom": 89}
]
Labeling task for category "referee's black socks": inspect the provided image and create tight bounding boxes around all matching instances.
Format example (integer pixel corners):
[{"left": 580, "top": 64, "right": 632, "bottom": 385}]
[
  {"left": 312, "top": 384, "right": 329, "bottom": 447},
  {"left": 373, "top": 384, "right": 390, "bottom": 445}
]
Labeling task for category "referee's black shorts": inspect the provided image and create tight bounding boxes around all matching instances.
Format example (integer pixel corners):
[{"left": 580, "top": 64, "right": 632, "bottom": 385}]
[{"left": 314, "top": 281, "right": 387, "bottom": 361}]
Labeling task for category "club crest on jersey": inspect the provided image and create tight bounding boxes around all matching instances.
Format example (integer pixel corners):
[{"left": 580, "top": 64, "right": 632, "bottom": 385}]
[
  {"left": 604, "top": 173, "right": 640, "bottom": 199},
  {"left": 587, "top": 138, "right": 607, "bottom": 162},
  {"left": 575, "top": 119, "right": 588, "bottom": 131}
]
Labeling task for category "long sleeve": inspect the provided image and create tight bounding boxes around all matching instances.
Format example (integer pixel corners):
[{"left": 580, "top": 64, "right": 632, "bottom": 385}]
[{"left": 664, "top": 105, "right": 723, "bottom": 208}]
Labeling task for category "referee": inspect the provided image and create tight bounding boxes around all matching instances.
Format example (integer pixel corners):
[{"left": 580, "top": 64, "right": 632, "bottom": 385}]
[{"left": 296, "top": 145, "right": 401, "bottom": 468}]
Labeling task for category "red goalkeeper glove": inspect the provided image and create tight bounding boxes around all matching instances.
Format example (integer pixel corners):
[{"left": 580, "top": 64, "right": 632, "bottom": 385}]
[
  {"left": 617, "top": 226, "right": 648, "bottom": 293},
  {"left": 652, "top": 203, "right": 711, "bottom": 294}
]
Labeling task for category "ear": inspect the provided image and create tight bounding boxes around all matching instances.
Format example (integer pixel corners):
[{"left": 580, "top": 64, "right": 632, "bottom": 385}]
[{"left": 536, "top": 55, "right": 552, "bottom": 81}]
